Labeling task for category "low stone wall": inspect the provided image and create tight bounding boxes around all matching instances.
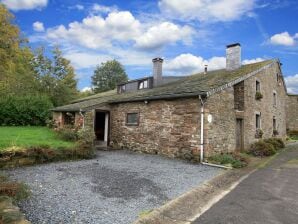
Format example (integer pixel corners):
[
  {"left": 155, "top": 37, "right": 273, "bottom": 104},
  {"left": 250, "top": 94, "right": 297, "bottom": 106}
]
[{"left": 0, "top": 196, "right": 30, "bottom": 224}]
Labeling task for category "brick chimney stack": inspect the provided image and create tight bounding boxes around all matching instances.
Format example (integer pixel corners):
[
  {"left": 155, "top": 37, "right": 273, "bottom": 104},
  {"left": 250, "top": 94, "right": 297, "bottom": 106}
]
[
  {"left": 152, "top": 57, "right": 163, "bottom": 86},
  {"left": 226, "top": 43, "right": 241, "bottom": 70}
]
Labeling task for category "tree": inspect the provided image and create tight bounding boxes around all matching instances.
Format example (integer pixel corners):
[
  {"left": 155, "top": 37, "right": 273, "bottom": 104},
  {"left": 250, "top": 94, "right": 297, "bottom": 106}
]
[
  {"left": 32, "top": 46, "right": 78, "bottom": 106},
  {"left": 91, "top": 60, "right": 128, "bottom": 93},
  {"left": 0, "top": 4, "right": 38, "bottom": 96}
]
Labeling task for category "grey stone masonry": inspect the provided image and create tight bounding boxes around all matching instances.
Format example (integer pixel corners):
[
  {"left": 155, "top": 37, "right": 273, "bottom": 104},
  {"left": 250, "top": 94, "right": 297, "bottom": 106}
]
[{"left": 226, "top": 43, "right": 241, "bottom": 70}]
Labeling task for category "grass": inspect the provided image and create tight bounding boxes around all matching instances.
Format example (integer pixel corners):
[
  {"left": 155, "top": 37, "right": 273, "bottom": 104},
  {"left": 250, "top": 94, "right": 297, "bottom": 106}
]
[{"left": 0, "top": 126, "right": 75, "bottom": 150}]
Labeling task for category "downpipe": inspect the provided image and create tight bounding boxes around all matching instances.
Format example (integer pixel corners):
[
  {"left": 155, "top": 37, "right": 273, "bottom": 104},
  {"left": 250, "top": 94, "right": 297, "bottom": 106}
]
[{"left": 199, "top": 95, "right": 231, "bottom": 170}]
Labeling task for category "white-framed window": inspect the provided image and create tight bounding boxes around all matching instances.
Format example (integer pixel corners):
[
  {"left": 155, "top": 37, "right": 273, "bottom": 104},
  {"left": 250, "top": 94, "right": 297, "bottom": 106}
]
[{"left": 138, "top": 80, "right": 148, "bottom": 89}]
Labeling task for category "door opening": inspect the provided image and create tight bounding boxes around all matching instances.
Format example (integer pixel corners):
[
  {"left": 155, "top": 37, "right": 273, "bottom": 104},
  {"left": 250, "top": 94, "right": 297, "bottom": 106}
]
[
  {"left": 95, "top": 111, "right": 109, "bottom": 142},
  {"left": 236, "top": 118, "right": 244, "bottom": 151}
]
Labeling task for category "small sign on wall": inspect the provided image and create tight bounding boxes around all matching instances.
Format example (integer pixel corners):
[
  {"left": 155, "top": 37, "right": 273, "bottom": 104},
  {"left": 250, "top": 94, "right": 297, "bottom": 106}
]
[{"left": 207, "top": 114, "right": 213, "bottom": 123}]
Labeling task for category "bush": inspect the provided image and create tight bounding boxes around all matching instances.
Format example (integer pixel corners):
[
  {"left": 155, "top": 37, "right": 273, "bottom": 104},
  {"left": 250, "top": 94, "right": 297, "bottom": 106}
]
[
  {"left": 249, "top": 140, "right": 276, "bottom": 157},
  {"left": 208, "top": 152, "right": 249, "bottom": 168},
  {"left": 0, "top": 95, "right": 53, "bottom": 126},
  {"left": 264, "top": 138, "right": 285, "bottom": 150},
  {"left": 255, "top": 91, "right": 263, "bottom": 100},
  {"left": 55, "top": 126, "right": 78, "bottom": 142}
]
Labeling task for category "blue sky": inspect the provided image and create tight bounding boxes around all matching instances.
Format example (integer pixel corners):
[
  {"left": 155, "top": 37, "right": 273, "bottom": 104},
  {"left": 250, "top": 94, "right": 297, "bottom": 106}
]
[{"left": 2, "top": 0, "right": 298, "bottom": 93}]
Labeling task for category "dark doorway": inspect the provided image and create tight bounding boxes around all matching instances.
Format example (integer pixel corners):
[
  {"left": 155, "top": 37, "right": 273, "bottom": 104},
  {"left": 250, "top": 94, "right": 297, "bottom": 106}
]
[
  {"left": 95, "top": 112, "right": 106, "bottom": 141},
  {"left": 236, "top": 118, "right": 244, "bottom": 151}
]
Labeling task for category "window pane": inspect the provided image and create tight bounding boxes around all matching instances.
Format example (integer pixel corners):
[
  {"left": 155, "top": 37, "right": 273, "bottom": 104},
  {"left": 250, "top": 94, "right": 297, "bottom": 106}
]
[
  {"left": 127, "top": 113, "right": 138, "bottom": 124},
  {"left": 144, "top": 80, "right": 148, "bottom": 88}
]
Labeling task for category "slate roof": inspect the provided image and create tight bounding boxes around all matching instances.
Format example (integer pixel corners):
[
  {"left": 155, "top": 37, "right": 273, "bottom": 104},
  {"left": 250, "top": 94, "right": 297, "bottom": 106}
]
[{"left": 52, "top": 60, "right": 275, "bottom": 112}]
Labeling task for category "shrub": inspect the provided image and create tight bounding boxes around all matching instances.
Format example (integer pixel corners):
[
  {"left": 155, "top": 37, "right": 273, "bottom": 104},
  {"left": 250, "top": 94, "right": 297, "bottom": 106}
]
[
  {"left": 255, "top": 129, "right": 264, "bottom": 138},
  {"left": 264, "top": 138, "right": 285, "bottom": 150},
  {"left": 273, "top": 129, "right": 279, "bottom": 136},
  {"left": 55, "top": 126, "right": 78, "bottom": 142},
  {"left": 255, "top": 91, "right": 263, "bottom": 100},
  {"left": 249, "top": 140, "right": 276, "bottom": 157},
  {"left": 0, "top": 95, "right": 53, "bottom": 126},
  {"left": 208, "top": 152, "right": 249, "bottom": 168}
]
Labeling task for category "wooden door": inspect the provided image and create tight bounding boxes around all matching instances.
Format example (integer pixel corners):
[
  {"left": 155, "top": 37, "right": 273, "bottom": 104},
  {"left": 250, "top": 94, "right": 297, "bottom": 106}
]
[{"left": 236, "top": 118, "right": 244, "bottom": 151}]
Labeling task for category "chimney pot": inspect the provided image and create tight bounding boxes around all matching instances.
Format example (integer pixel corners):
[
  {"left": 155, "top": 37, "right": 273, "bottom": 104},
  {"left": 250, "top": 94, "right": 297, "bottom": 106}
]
[
  {"left": 152, "top": 57, "right": 163, "bottom": 86},
  {"left": 226, "top": 43, "right": 241, "bottom": 70}
]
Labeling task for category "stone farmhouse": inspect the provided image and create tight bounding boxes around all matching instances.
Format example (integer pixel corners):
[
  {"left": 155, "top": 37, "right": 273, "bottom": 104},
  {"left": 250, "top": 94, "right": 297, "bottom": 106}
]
[{"left": 52, "top": 43, "right": 290, "bottom": 161}]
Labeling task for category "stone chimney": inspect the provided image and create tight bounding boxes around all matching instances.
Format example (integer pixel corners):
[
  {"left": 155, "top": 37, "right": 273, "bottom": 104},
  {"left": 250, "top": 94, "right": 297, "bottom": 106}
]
[
  {"left": 152, "top": 57, "right": 163, "bottom": 86},
  {"left": 226, "top": 43, "right": 241, "bottom": 70}
]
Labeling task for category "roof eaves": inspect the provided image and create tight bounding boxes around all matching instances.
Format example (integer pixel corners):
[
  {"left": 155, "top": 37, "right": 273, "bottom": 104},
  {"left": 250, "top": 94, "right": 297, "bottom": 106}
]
[
  {"left": 109, "top": 91, "right": 207, "bottom": 104},
  {"left": 206, "top": 60, "right": 276, "bottom": 97}
]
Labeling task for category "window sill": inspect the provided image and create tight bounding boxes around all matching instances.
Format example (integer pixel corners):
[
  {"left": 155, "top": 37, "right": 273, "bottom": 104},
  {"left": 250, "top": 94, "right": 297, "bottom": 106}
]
[{"left": 126, "top": 123, "right": 138, "bottom": 126}]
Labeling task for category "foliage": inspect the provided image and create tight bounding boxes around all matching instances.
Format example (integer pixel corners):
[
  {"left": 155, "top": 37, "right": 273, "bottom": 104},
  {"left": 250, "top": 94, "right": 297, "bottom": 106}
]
[
  {"left": 32, "top": 47, "right": 78, "bottom": 106},
  {"left": 249, "top": 140, "right": 276, "bottom": 157},
  {"left": 288, "top": 130, "right": 298, "bottom": 139},
  {"left": 0, "top": 4, "right": 38, "bottom": 97},
  {"left": 0, "top": 126, "right": 75, "bottom": 150},
  {"left": 255, "top": 129, "right": 263, "bottom": 138},
  {"left": 208, "top": 152, "right": 249, "bottom": 168},
  {"left": 255, "top": 91, "right": 263, "bottom": 100},
  {"left": 91, "top": 60, "right": 128, "bottom": 93},
  {"left": 55, "top": 126, "right": 78, "bottom": 142},
  {"left": 0, "top": 95, "right": 53, "bottom": 126},
  {"left": 273, "top": 129, "right": 279, "bottom": 136},
  {"left": 263, "top": 138, "right": 285, "bottom": 150}
]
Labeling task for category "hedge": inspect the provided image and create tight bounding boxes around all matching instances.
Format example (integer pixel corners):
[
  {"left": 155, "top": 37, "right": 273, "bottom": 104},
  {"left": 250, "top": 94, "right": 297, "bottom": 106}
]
[{"left": 0, "top": 95, "right": 53, "bottom": 126}]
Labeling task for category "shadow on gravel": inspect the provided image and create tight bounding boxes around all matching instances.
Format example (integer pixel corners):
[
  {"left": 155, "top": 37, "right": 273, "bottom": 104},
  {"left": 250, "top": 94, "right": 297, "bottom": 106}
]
[{"left": 91, "top": 167, "right": 168, "bottom": 201}]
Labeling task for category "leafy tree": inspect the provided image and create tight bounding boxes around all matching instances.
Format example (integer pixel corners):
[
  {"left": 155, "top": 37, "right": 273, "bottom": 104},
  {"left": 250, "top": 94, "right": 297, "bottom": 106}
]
[
  {"left": 32, "top": 47, "right": 78, "bottom": 106},
  {"left": 0, "top": 4, "right": 37, "bottom": 96},
  {"left": 91, "top": 60, "right": 128, "bottom": 93}
]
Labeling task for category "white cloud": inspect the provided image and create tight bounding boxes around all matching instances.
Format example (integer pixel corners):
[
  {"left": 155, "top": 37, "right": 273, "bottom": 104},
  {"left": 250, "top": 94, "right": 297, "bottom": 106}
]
[
  {"left": 285, "top": 74, "right": 298, "bottom": 94},
  {"left": 75, "top": 4, "right": 84, "bottom": 10},
  {"left": 164, "top": 53, "right": 226, "bottom": 75},
  {"left": 270, "top": 32, "right": 296, "bottom": 46},
  {"left": 92, "top": 3, "right": 117, "bottom": 14},
  {"left": 242, "top": 58, "right": 265, "bottom": 65},
  {"left": 63, "top": 50, "right": 113, "bottom": 69},
  {"left": 46, "top": 11, "right": 141, "bottom": 49},
  {"left": 45, "top": 11, "right": 194, "bottom": 51},
  {"left": 135, "top": 22, "right": 194, "bottom": 50},
  {"left": 81, "top": 87, "right": 92, "bottom": 92},
  {"left": 159, "top": 0, "right": 256, "bottom": 22},
  {"left": 33, "top": 21, "right": 45, "bottom": 32},
  {"left": 1, "top": 0, "right": 48, "bottom": 11}
]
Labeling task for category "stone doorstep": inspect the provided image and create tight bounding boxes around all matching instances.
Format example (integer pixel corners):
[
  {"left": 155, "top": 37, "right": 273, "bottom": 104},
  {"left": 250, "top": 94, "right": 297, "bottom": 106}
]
[{"left": 133, "top": 156, "right": 272, "bottom": 224}]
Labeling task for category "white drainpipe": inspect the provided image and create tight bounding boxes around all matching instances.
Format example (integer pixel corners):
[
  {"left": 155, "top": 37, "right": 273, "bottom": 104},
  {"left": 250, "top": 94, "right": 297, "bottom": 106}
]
[{"left": 199, "top": 95, "right": 231, "bottom": 169}]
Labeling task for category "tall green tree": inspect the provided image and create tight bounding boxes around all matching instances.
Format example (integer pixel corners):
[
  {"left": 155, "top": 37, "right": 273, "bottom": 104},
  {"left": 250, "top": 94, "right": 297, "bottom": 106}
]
[
  {"left": 32, "top": 47, "right": 78, "bottom": 106},
  {"left": 91, "top": 60, "right": 128, "bottom": 93},
  {"left": 0, "top": 4, "right": 37, "bottom": 96}
]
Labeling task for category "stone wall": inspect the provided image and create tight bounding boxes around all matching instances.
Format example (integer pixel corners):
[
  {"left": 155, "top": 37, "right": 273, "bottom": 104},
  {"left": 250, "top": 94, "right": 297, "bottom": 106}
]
[
  {"left": 286, "top": 95, "right": 298, "bottom": 131},
  {"left": 204, "top": 87, "right": 237, "bottom": 155},
  {"left": 109, "top": 98, "right": 201, "bottom": 160},
  {"left": 242, "top": 62, "right": 287, "bottom": 149}
]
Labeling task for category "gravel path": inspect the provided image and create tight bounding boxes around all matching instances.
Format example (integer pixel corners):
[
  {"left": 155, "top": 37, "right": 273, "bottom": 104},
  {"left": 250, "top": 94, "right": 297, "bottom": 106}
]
[{"left": 5, "top": 150, "right": 219, "bottom": 224}]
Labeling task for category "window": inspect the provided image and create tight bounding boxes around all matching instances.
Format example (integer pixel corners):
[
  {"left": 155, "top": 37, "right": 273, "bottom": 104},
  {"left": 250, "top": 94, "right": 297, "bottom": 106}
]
[
  {"left": 256, "top": 80, "right": 260, "bottom": 92},
  {"left": 273, "top": 92, "right": 277, "bottom": 106},
  {"left": 138, "top": 80, "right": 148, "bottom": 89},
  {"left": 256, "top": 114, "right": 261, "bottom": 129},
  {"left": 63, "top": 112, "right": 75, "bottom": 126},
  {"left": 126, "top": 113, "right": 139, "bottom": 125}
]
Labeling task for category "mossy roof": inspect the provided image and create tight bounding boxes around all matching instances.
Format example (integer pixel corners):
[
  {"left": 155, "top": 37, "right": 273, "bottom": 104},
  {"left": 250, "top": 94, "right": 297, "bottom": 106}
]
[{"left": 52, "top": 60, "right": 275, "bottom": 112}]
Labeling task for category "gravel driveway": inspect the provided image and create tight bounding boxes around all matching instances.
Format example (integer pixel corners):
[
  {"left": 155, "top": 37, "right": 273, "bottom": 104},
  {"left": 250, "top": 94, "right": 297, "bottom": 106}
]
[{"left": 5, "top": 150, "right": 219, "bottom": 224}]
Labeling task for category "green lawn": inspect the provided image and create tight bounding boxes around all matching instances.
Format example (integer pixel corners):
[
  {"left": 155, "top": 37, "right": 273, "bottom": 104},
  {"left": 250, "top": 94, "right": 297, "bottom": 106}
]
[{"left": 0, "top": 126, "right": 75, "bottom": 150}]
